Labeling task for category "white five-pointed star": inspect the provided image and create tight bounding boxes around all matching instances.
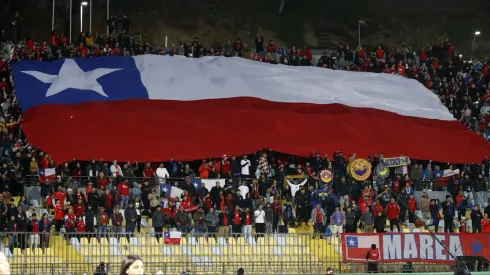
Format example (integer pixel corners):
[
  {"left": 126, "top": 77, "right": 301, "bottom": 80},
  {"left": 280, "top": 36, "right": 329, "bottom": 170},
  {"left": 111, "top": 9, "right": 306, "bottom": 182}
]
[
  {"left": 21, "top": 59, "right": 122, "bottom": 98},
  {"left": 162, "top": 187, "right": 168, "bottom": 194},
  {"left": 348, "top": 239, "right": 356, "bottom": 247},
  {"left": 193, "top": 182, "right": 198, "bottom": 188}
]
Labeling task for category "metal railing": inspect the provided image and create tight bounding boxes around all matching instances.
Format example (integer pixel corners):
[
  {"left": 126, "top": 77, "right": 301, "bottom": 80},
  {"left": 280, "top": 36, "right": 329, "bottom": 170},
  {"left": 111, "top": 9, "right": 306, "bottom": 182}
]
[{"left": 0, "top": 231, "right": 462, "bottom": 274}]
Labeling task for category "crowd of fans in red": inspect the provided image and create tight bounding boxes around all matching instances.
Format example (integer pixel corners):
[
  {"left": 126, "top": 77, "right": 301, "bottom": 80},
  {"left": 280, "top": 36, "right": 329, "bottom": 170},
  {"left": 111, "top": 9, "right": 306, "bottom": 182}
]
[{"left": 1, "top": 12, "right": 490, "bottom": 257}]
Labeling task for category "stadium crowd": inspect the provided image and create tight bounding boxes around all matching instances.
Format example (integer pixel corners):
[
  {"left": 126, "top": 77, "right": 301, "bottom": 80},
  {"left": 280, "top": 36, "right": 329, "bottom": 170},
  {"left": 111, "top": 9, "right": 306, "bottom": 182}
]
[{"left": 0, "top": 11, "right": 490, "bottom": 257}]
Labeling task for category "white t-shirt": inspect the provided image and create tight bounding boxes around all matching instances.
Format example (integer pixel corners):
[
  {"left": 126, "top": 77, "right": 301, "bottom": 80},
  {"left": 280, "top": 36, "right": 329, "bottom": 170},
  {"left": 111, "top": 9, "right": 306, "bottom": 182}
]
[
  {"left": 254, "top": 209, "right": 265, "bottom": 224},
  {"left": 156, "top": 167, "right": 170, "bottom": 182},
  {"left": 238, "top": 185, "right": 249, "bottom": 199},
  {"left": 241, "top": 159, "right": 251, "bottom": 175}
]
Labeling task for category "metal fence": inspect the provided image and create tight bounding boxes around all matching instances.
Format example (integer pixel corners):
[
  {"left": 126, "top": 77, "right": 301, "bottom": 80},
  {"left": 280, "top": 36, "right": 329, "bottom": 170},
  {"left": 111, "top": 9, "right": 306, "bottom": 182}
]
[{"left": 0, "top": 232, "right": 467, "bottom": 274}]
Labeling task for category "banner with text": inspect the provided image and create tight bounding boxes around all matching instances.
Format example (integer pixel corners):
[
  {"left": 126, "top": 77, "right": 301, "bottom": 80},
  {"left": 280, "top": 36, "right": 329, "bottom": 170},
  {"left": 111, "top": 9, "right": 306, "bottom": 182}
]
[
  {"left": 381, "top": 156, "right": 410, "bottom": 167},
  {"left": 341, "top": 233, "right": 489, "bottom": 263}
]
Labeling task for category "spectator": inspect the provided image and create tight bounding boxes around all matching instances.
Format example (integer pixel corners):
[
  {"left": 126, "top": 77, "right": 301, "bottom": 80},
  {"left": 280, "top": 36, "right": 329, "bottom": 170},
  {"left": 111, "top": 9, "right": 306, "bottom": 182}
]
[
  {"left": 152, "top": 205, "right": 164, "bottom": 239},
  {"left": 156, "top": 163, "right": 169, "bottom": 183},
  {"left": 441, "top": 195, "right": 455, "bottom": 232},
  {"left": 311, "top": 204, "right": 325, "bottom": 237},
  {"left": 471, "top": 205, "right": 483, "bottom": 233},
  {"left": 386, "top": 198, "right": 401, "bottom": 232},
  {"left": 28, "top": 213, "right": 40, "bottom": 248},
  {"left": 374, "top": 212, "right": 386, "bottom": 233},
  {"left": 124, "top": 200, "right": 137, "bottom": 236},
  {"left": 205, "top": 207, "right": 218, "bottom": 237},
  {"left": 110, "top": 160, "right": 123, "bottom": 178},
  {"left": 118, "top": 178, "right": 130, "bottom": 209},
  {"left": 96, "top": 206, "right": 109, "bottom": 236},
  {"left": 407, "top": 194, "right": 417, "bottom": 224},
  {"left": 240, "top": 155, "right": 252, "bottom": 178},
  {"left": 455, "top": 190, "right": 467, "bottom": 222},
  {"left": 39, "top": 213, "right": 51, "bottom": 248},
  {"left": 330, "top": 206, "right": 344, "bottom": 238},
  {"left": 360, "top": 206, "right": 375, "bottom": 232},
  {"left": 430, "top": 199, "right": 441, "bottom": 232},
  {"left": 253, "top": 204, "right": 266, "bottom": 237},
  {"left": 111, "top": 204, "right": 124, "bottom": 235},
  {"left": 175, "top": 206, "right": 190, "bottom": 233},
  {"left": 254, "top": 34, "right": 264, "bottom": 53},
  {"left": 419, "top": 192, "right": 431, "bottom": 221}
]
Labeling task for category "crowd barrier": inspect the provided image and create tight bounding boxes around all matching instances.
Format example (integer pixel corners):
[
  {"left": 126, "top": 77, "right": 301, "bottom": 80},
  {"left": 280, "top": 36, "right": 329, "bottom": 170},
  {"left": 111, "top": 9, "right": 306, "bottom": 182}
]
[{"left": 0, "top": 232, "right": 465, "bottom": 274}]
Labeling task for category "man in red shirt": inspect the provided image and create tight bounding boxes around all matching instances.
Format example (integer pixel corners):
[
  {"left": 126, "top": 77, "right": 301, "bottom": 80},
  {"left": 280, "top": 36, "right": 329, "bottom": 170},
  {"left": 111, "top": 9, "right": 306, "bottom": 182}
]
[
  {"left": 96, "top": 207, "right": 109, "bottom": 237},
  {"left": 143, "top": 163, "right": 155, "bottom": 179},
  {"left": 218, "top": 207, "right": 231, "bottom": 239},
  {"left": 96, "top": 172, "right": 109, "bottom": 190},
  {"left": 54, "top": 186, "right": 66, "bottom": 206},
  {"left": 54, "top": 199, "right": 64, "bottom": 232},
  {"left": 242, "top": 207, "right": 253, "bottom": 239},
  {"left": 117, "top": 179, "right": 129, "bottom": 209},
  {"left": 407, "top": 194, "right": 417, "bottom": 224},
  {"left": 231, "top": 206, "right": 242, "bottom": 237},
  {"left": 386, "top": 198, "right": 401, "bottom": 232},
  {"left": 64, "top": 208, "right": 76, "bottom": 234},
  {"left": 221, "top": 155, "right": 231, "bottom": 178}
]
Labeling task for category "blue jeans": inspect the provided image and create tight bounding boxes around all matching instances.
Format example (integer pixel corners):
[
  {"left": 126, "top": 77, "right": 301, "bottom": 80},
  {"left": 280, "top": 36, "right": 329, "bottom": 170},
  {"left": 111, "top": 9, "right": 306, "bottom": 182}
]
[
  {"left": 126, "top": 222, "right": 136, "bottom": 234},
  {"left": 178, "top": 225, "right": 189, "bottom": 233},
  {"left": 120, "top": 196, "right": 129, "bottom": 208},
  {"left": 97, "top": 225, "right": 107, "bottom": 239}
]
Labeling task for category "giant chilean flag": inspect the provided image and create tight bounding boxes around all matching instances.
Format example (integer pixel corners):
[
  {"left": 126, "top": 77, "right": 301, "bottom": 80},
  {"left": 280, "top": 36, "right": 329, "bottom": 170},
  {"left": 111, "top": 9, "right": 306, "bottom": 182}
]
[{"left": 12, "top": 55, "right": 490, "bottom": 163}]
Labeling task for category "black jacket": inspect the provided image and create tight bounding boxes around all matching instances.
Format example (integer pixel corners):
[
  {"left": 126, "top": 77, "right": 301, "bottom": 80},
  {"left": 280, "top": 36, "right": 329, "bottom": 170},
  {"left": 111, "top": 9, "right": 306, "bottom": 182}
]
[
  {"left": 230, "top": 159, "right": 241, "bottom": 175},
  {"left": 441, "top": 201, "right": 455, "bottom": 217}
]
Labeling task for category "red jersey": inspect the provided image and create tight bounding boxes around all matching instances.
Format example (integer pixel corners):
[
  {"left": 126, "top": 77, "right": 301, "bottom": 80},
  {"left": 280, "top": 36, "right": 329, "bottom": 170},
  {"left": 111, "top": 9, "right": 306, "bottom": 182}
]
[
  {"left": 54, "top": 204, "right": 64, "bottom": 220},
  {"left": 373, "top": 204, "right": 383, "bottom": 217},
  {"left": 100, "top": 213, "right": 108, "bottom": 224},
  {"left": 118, "top": 182, "right": 129, "bottom": 196},
  {"left": 77, "top": 220, "right": 85, "bottom": 232},
  {"left": 54, "top": 191, "right": 66, "bottom": 205},
  {"left": 407, "top": 198, "right": 417, "bottom": 212},
  {"left": 392, "top": 179, "right": 400, "bottom": 192},
  {"left": 367, "top": 248, "right": 379, "bottom": 261},
  {"left": 73, "top": 203, "right": 86, "bottom": 217},
  {"left": 97, "top": 177, "right": 109, "bottom": 189},
  {"left": 65, "top": 214, "right": 76, "bottom": 228},
  {"left": 31, "top": 220, "right": 39, "bottom": 233},
  {"left": 105, "top": 193, "right": 113, "bottom": 209},
  {"left": 376, "top": 49, "right": 385, "bottom": 60},
  {"left": 245, "top": 212, "right": 252, "bottom": 225},
  {"left": 40, "top": 158, "right": 49, "bottom": 169},
  {"left": 315, "top": 209, "right": 323, "bottom": 223},
  {"left": 233, "top": 210, "right": 241, "bottom": 225},
  {"left": 482, "top": 220, "right": 490, "bottom": 233},
  {"left": 455, "top": 195, "right": 465, "bottom": 208},
  {"left": 386, "top": 202, "right": 400, "bottom": 220},
  {"left": 221, "top": 160, "right": 230, "bottom": 174},
  {"left": 143, "top": 167, "right": 154, "bottom": 177},
  {"left": 223, "top": 214, "right": 229, "bottom": 226}
]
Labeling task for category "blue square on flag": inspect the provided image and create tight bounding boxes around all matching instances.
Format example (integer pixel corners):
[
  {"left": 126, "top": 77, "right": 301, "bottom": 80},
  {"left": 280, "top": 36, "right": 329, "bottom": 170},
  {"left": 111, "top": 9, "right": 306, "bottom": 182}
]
[
  {"left": 346, "top": 236, "right": 359, "bottom": 247},
  {"left": 13, "top": 57, "right": 149, "bottom": 111}
]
